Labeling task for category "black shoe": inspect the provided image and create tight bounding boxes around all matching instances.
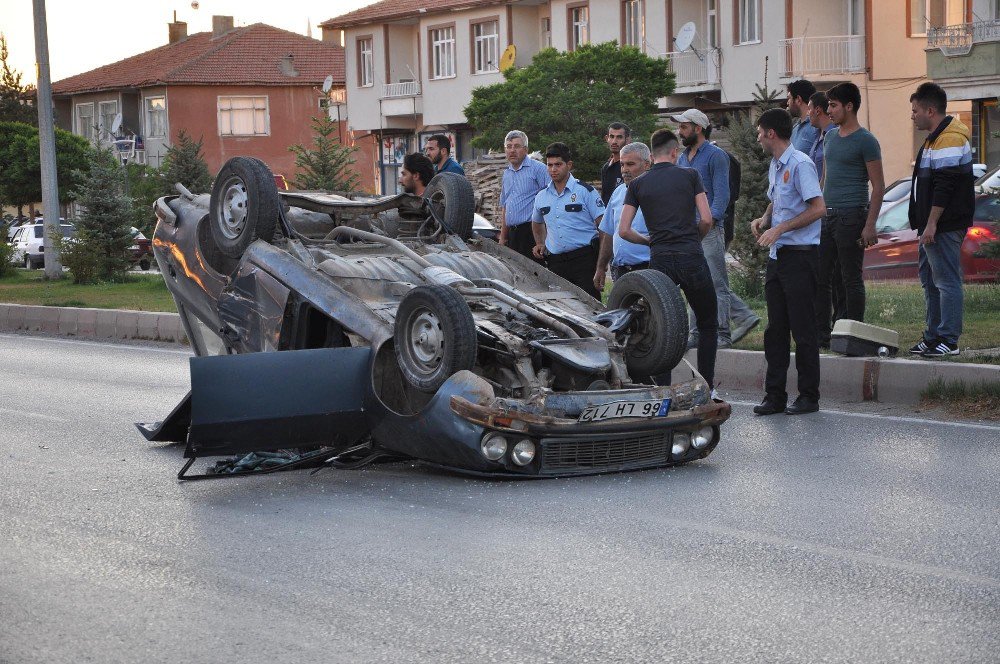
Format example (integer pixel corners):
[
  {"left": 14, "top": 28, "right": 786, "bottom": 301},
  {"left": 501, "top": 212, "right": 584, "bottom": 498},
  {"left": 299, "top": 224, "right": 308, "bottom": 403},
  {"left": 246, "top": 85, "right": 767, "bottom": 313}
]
[
  {"left": 785, "top": 397, "right": 819, "bottom": 415},
  {"left": 922, "top": 340, "right": 959, "bottom": 357},
  {"left": 909, "top": 339, "right": 930, "bottom": 355},
  {"left": 753, "top": 399, "right": 786, "bottom": 416}
]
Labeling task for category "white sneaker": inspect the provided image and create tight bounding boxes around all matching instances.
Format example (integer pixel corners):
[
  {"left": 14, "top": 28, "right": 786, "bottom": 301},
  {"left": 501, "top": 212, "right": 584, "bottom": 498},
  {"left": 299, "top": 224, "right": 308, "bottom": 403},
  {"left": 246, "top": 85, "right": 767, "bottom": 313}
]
[{"left": 710, "top": 388, "right": 720, "bottom": 401}]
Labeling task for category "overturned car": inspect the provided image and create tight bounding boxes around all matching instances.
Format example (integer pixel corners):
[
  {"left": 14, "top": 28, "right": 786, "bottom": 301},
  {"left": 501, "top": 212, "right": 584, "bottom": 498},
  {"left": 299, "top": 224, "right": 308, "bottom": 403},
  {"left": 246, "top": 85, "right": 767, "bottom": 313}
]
[{"left": 138, "top": 157, "right": 730, "bottom": 478}]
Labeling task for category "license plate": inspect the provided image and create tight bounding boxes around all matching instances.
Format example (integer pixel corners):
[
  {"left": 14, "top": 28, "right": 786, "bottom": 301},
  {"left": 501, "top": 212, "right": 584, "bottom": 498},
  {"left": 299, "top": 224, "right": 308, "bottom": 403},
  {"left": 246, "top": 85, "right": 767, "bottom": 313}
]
[{"left": 578, "top": 398, "right": 670, "bottom": 423}]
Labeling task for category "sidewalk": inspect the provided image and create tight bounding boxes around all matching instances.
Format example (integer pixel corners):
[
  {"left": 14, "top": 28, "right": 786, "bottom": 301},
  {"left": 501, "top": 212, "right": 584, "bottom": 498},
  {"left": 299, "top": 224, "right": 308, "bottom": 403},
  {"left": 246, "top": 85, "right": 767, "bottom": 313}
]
[{"left": 2, "top": 302, "right": 997, "bottom": 407}]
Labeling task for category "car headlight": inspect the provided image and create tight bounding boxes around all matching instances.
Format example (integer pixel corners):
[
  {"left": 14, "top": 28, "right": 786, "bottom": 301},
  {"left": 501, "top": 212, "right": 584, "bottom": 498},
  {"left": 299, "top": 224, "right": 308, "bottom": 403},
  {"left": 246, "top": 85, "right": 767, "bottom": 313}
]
[
  {"left": 481, "top": 433, "right": 507, "bottom": 461},
  {"left": 692, "top": 426, "right": 714, "bottom": 450},
  {"left": 511, "top": 439, "right": 536, "bottom": 466},
  {"left": 671, "top": 433, "right": 691, "bottom": 457}
]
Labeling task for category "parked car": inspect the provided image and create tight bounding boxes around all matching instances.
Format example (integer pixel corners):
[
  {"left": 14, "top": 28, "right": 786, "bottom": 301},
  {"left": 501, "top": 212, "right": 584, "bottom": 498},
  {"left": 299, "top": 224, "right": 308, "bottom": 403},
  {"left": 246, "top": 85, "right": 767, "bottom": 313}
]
[
  {"left": 5, "top": 216, "right": 32, "bottom": 241},
  {"left": 138, "top": 157, "right": 730, "bottom": 479},
  {"left": 863, "top": 194, "right": 1000, "bottom": 283},
  {"left": 129, "top": 227, "right": 153, "bottom": 270},
  {"left": 975, "top": 163, "right": 1000, "bottom": 193},
  {"left": 880, "top": 178, "right": 912, "bottom": 213},
  {"left": 9, "top": 221, "right": 75, "bottom": 269}
]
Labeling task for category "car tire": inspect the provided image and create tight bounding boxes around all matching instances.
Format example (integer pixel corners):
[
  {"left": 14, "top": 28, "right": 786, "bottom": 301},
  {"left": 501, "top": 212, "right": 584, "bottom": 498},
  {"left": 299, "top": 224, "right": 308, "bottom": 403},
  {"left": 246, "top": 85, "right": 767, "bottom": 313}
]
[
  {"left": 394, "top": 285, "right": 477, "bottom": 393},
  {"left": 139, "top": 258, "right": 151, "bottom": 271},
  {"left": 24, "top": 255, "right": 33, "bottom": 270},
  {"left": 607, "top": 269, "right": 688, "bottom": 378},
  {"left": 210, "top": 156, "right": 279, "bottom": 258},
  {"left": 423, "top": 172, "right": 475, "bottom": 239}
]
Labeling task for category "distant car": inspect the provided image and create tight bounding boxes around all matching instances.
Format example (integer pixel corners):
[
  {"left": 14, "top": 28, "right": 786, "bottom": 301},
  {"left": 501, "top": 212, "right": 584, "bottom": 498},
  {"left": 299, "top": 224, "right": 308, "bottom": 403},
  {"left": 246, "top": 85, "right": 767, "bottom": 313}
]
[
  {"left": 9, "top": 221, "right": 75, "bottom": 269},
  {"left": 975, "top": 164, "right": 1000, "bottom": 193},
  {"left": 5, "top": 216, "right": 32, "bottom": 242},
  {"left": 128, "top": 227, "right": 153, "bottom": 270},
  {"left": 973, "top": 163, "right": 987, "bottom": 179},
  {"left": 863, "top": 193, "right": 1000, "bottom": 283},
  {"left": 880, "top": 178, "right": 912, "bottom": 213}
]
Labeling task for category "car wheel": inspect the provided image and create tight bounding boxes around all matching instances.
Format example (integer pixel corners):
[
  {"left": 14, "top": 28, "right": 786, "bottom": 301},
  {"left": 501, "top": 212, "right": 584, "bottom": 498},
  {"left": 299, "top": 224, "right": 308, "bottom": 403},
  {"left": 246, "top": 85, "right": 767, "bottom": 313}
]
[
  {"left": 607, "top": 269, "right": 688, "bottom": 378},
  {"left": 24, "top": 255, "right": 33, "bottom": 270},
  {"left": 394, "top": 285, "right": 477, "bottom": 393},
  {"left": 210, "top": 156, "right": 279, "bottom": 258},
  {"left": 423, "top": 172, "right": 475, "bottom": 239},
  {"left": 139, "top": 258, "right": 151, "bottom": 271}
]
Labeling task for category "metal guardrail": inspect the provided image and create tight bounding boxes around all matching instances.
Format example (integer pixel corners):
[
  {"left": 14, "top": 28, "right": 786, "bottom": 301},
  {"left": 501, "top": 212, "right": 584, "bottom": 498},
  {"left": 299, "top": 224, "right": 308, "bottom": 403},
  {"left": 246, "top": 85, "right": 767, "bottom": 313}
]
[
  {"left": 779, "top": 35, "right": 865, "bottom": 76},
  {"left": 927, "top": 19, "right": 1000, "bottom": 54},
  {"left": 664, "top": 48, "right": 721, "bottom": 88},
  {"left": 382, "top": 81, "right": 421, "bottom": 98}
]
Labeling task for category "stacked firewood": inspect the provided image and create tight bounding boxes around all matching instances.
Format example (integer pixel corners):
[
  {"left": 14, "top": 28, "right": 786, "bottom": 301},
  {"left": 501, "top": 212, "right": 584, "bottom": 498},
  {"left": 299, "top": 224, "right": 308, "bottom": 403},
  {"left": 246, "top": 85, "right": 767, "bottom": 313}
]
[{"left": 462, "top": 153, "right": 510, "bottom": 227}]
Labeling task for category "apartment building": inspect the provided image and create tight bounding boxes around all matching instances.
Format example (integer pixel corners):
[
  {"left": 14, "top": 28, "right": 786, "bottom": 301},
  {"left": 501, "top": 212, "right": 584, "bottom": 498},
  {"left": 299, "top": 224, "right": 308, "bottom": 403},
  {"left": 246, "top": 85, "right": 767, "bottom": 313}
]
[{"left": 322, "top": 0, "right": 965, "bottom": 193}]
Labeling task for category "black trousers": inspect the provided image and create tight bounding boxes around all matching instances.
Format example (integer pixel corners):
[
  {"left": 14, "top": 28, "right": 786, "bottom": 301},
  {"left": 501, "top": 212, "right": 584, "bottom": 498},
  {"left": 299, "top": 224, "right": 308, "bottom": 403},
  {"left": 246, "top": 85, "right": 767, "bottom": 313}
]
[
  {"left": 649, "top": 252, "right": 718, "bottom": 390},
  {"left": 610, "top": 261, "right": 649, "bottom": 281},
  {"left": 816, "top": 208, "right": 866, "bottom": 343},
  {"left": 547, "top": 240, "right": 600, "bottom": 299},
  {"left": 765, "top": 246, "right": 820, "bottom": 404},
  {"left": 506, "top": 222, "right": 540, "bottom": 262},
  {"left": 815, "top": 216, "right": 848, "bottom": 345}
]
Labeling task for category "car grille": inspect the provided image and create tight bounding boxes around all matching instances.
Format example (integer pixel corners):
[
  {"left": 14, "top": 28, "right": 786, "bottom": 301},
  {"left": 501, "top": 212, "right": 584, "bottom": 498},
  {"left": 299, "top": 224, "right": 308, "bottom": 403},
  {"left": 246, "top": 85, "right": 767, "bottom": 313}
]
[{"left": 540, "top": 431, "right": 672, "bottom": 473}]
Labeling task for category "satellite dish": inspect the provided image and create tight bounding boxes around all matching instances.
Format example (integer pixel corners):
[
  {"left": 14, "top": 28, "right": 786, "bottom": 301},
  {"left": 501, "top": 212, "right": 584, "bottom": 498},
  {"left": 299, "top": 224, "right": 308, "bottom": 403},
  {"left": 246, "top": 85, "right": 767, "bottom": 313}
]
[
  {"left": 674, "top": 22, "right": 697, "bottom": 52},
  {"left": 322, "top": 74, "right": 334, "bottom": 94},
  {"left": 499, "top": 45, "right": 516, "bottom": 72},
  {"left": 111, "top": 113, "right": 122, "bottom": 134}
]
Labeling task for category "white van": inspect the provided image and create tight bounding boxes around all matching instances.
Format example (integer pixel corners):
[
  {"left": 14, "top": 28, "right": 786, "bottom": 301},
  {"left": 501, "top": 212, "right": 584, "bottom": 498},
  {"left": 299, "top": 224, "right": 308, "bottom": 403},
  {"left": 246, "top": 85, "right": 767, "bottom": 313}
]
[{"left": 9, "top": 222, "right": 75, "bottom": 269}]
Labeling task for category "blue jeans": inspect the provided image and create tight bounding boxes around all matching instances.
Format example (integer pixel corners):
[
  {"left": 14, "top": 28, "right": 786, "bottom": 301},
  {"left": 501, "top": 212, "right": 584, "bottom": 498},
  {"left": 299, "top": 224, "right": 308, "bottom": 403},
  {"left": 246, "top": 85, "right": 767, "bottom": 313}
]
[{"left": 918, "top": 229, "right": 964, "bottom": 345}]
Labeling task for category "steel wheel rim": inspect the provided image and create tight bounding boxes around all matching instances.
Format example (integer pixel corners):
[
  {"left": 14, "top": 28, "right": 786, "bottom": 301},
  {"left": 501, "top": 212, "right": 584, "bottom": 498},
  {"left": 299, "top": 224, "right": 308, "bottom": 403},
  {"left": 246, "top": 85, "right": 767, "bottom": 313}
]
[
  {"left": 217, "top": 176, "right": 249, "bottom": 240},
  {"left": 403, "top": 309, "right": 444, "bottom": 376}
]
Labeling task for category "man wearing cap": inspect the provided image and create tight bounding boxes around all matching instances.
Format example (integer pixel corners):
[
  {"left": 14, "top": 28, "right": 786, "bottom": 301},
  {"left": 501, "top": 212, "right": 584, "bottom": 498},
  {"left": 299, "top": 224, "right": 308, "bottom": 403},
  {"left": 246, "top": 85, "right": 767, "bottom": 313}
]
[
  {"left": 593, "top": 141, "right": 651, "bottom": 291},
  {"left": 499, "top": 130, "right": 550, "bottom": 260},
  {"left": 675, "top": 108, "right": 753, "bottom": 349},
  {"left": 531, "top": 142, "right": 605, "bottom": 299}
]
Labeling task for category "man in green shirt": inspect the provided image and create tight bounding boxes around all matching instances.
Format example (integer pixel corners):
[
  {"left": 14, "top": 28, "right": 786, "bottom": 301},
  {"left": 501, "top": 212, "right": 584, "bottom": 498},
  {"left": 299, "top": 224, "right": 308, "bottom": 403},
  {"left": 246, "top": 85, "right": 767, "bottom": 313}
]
[{"left": 816, "top": 82, "right": 884, "bottom": 345}]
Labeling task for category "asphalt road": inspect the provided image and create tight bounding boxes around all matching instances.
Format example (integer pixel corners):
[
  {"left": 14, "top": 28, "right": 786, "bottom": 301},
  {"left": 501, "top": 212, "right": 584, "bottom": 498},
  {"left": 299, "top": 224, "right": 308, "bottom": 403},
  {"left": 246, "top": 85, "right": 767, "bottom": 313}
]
[{"left": 1, "top": 333, "right": 998, "bottom": 664}]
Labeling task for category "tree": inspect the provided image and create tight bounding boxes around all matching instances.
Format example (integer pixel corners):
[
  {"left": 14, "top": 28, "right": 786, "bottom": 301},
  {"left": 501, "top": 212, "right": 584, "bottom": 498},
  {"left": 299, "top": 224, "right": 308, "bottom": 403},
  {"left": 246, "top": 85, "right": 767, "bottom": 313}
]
[
  {"left": 727, "top": 84, "right": 783, "bottom": 298},
  {"left": 61, "top": 148, "right": 135, "bottom": 283},
  {"left": 160, "top": 130, "right": 212, "bottom": 194},
  {"left": 0, "top": 34, "right": 36, "bottom": 126},
  {"left": 0, "top": 121, "right": 91, "bottom": 216},
  {"left": 464, "top": 42, "right": 675, "bottom": 182},
  {"left": 289, "top": 114, "right": 359, "bottom": 191}
]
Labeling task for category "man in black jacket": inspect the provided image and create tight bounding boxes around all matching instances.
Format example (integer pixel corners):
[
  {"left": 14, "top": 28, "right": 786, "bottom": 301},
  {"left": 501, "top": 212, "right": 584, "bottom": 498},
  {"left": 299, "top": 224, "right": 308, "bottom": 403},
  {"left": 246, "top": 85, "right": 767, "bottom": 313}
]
[{"left": 907, "top": 82, "right": 976, "bottom": 358}]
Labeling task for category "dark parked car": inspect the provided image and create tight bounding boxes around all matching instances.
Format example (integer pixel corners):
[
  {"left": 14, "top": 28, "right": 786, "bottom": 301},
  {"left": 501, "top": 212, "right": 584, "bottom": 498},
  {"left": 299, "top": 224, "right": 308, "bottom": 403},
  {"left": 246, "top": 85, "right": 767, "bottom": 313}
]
[
  {"left": 863, "top": 193, "right": 1000, "bottom": 283},
  {"left": 138, "top": 157, "right": 730, "bottom": 479}
]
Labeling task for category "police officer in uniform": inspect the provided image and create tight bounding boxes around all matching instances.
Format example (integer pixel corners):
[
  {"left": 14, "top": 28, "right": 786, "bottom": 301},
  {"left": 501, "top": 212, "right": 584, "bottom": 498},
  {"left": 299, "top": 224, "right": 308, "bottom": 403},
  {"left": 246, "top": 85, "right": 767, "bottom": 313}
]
[
  {"left": 593, "top": 141, "right": 651, "bottom": 290},
  {"left": 531, "top": 143, "right": 605, "bottom": 298}
]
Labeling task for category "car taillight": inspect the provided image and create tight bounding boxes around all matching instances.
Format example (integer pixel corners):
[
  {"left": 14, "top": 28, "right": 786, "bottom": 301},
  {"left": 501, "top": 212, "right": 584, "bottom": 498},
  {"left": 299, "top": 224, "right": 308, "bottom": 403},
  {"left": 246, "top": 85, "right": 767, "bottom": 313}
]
[{"left": 969, "top": 225, "right": 998, "bottom": 242}]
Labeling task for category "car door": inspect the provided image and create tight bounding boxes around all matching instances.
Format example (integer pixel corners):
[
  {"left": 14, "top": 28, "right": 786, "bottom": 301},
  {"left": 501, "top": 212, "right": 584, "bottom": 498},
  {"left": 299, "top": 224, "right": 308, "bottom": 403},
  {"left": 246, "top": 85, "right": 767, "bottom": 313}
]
[
  {"left": 864, "top": 200, "right": 919, "bottom": 280},
  {"left": 10, "top": 228, "right": 25, "bottom": 262}
]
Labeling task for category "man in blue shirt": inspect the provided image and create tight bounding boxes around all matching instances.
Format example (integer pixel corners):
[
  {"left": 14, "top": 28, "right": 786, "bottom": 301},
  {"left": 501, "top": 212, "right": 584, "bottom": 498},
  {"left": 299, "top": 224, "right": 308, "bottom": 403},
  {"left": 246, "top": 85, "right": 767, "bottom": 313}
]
[
  {"left": 424, "top": 134, "right": 465, "bottom": 176},
  {"left": 674, "top": 108, "right": 754, "bottom": 348},
  {"left": 593, "top": 141, "right": 651, "bottom": 291},
  {"left": 788, "top": 79, "right": 819, "bottom": 154},
  {"left": 499, "top": 130, "right": 550, "bottom": 260},
  {"left": 750, "top": 109, "right": 826, "bottom": 416},
  {"left": 531, "top": 142, "right": 605, "bottom": 298}
]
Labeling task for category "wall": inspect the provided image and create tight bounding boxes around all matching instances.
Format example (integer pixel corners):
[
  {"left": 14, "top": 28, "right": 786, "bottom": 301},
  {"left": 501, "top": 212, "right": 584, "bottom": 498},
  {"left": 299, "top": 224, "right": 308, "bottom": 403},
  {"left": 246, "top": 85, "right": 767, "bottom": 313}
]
[
  {"left": 510, "top": 4, "right": 543, "bottom": 66},
  {"left": 870, "top": 0, "right": 928, "bottom": 80},
  {"left": 791, "top": 0, "right": 849, "bottom": 38},
  {"left": 386, "top": 23, "right": 420, "bottom": 84},
  {"left": 342, "top": 26, "right": 389, "bottom": 134},
  {"left": 717, "top": 0, "right": 787, "bottom": 104}
]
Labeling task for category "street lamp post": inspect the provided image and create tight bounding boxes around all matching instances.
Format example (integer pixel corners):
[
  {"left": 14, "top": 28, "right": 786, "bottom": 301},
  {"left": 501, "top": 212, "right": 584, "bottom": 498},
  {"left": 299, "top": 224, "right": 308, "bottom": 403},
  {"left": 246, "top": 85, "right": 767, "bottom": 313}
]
[{"left": 32, "top": 0, "right": 63, "bottom": 279}]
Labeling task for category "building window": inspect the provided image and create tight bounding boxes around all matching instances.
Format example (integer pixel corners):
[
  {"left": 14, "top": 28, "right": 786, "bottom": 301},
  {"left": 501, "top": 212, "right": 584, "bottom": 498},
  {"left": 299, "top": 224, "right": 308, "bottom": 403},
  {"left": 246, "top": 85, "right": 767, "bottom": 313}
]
[
  {"left": 217, "top": 96, "right": 269, "bottom": 136},
  {"left": 540, "top": 17, "right": 552, "bottom": 48},
  {"left": 623, "top": 0, "right": 642, "bottom": 47},
  {"left": 358, "top": 37, "right": 374, "bottom": 87},
  {"left": 75, "top": 103, "right": 95, "bottom": 143},
  {"left": 98, "top": 100, "right": 118, "bottom": 141},
  {"left": 910, "top": 0, "right": 966, "bottom": 36},
  {"left": 145, "top": 97, "right": 166, "bottom": 139},
  {"left": 569, "top": 5, "right": 589, "bottom": 50},
  {"left": 472, "top": 20, "right": 500, "bottom": 74},
  {"left": 707, "top": 0, "right": 718, "bottom": 47},
  {"left": 430, "top": 26, "right": 456, "bottom": 79},
  {"left": 738, "top": 0, "right": 760, "bottom": 44}
]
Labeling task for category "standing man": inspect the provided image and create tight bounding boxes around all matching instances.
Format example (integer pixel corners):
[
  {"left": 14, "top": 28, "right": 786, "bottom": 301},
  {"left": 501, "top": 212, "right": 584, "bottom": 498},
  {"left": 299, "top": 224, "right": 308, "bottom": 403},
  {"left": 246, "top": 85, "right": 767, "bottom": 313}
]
[
  {"left": 674, "top": 108, "right": 754, "bottom": 348},
  {"left": 499, "top": 130, "right": 550, "bottom": 260},
  {"left": 788, "top": 79, "right": 818, "bottom": 154},
  {"left": 817, "top": 82, "right": 884, "bottom": 342},
  {"left": 750, "top": 109, "right": 826, "bottom": 416},
  {"left": 399, "top": 153, "right": 435, "bottom": 196},
  {"left": 531, "top": 143, "right": 605, "bottom": 298},
  {"left": 618, "top": 129, "right": 717, "bottom": 391},
  {"left": 908, "top": 82, "right": 975, "bottom": 357},
  {"left": 600, "top": 122, "right": 630, "bottom": 205},
  {"left": 424, "top": 134, "right": 465, "bottom": 176},
  {"left": 593, "top": 141, "right": 651, "bottom": 290}
]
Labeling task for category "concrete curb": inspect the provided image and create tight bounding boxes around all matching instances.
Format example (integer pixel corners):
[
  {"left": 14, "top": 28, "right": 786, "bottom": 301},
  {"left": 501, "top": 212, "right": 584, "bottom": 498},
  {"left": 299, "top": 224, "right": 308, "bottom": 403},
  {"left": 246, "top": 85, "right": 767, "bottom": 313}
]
[{"left": 2, "top": 303, "right": 997, "bottom": 406}]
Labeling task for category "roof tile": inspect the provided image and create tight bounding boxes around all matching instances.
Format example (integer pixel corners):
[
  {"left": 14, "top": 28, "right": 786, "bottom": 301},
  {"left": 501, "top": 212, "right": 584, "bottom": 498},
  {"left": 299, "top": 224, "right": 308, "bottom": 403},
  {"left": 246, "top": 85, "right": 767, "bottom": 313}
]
[{"left": 321, "top": 0, "right": 502, "bottom": 30}]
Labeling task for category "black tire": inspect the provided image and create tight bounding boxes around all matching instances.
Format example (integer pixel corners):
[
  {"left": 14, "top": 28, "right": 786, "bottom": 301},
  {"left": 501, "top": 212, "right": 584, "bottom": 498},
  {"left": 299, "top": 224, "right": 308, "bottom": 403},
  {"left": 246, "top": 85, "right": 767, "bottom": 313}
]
[
  {"left": 210, "top": 156, "right": 279, "bottom": 258},
  {"left": 394, "top": 285, "right": 477, "bottom": 393},
  {"left": 423, "top": 172, "right": 475, "bottom": 239},
  {"left": 139, "top": 258, "right": 151, "bottom": 271},
  {"left": 24, "top": 255, "right": 33, "bottom": 270},
  {"left": 607, "top": 269, "right": 688, "bottom": 378}
]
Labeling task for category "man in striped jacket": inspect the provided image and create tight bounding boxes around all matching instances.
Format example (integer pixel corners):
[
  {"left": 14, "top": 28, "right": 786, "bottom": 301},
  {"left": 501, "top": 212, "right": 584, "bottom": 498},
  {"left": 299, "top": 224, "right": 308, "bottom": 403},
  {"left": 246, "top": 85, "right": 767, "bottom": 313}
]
[{"left": 907, "top": 82, "right": 976, "bottom": 358}]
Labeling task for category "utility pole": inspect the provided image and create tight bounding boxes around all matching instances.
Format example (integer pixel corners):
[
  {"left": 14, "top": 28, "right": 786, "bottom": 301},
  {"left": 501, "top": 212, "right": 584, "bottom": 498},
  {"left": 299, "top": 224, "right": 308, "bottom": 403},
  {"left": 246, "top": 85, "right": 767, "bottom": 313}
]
[{"left": 33, "top": 0, "right": 63, "bottom": 279}]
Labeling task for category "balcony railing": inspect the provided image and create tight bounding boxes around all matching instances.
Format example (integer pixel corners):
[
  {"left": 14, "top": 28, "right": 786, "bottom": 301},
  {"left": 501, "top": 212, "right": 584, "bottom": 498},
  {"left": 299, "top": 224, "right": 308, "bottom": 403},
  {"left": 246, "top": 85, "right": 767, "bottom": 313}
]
[
  {"left": 664, "top": 48, "right": 721, "bottom": 89},
  {"left": 779, "top": 35, "right": 865, "bottom": 77},
  {"left": 382, "top": 81, "right": 421, "bottom": 98},
  {"left": 928, "top": 19, "right": 1000, "bottom": 55}
]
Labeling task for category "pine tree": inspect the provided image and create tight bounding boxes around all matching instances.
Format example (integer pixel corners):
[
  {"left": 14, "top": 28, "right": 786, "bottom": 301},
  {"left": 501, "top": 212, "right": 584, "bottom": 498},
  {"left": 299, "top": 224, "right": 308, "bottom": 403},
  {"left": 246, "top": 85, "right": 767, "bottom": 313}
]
[
  {"left": 727, "top": 84, "right": 783, "bottom": 298},
  {"left": 63, "top": 149, "right": 134, "bottom": 283},
  {"left": 160, "top": 130, "right": 212, "bottom": 194},
  {"left": 289, "top": 114, "right": 359, "bottom": 192},
  {"left": 0, "top": 34, "right": 36, "bottom": 126}
]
